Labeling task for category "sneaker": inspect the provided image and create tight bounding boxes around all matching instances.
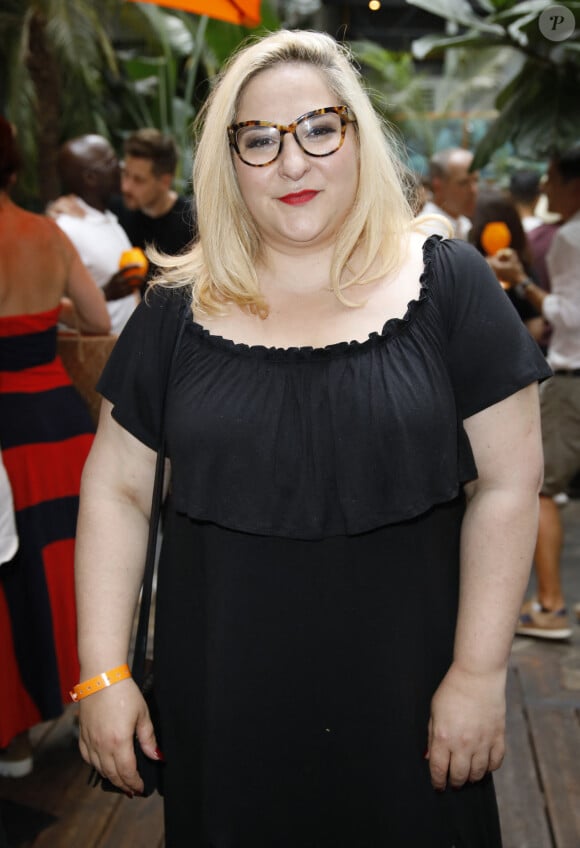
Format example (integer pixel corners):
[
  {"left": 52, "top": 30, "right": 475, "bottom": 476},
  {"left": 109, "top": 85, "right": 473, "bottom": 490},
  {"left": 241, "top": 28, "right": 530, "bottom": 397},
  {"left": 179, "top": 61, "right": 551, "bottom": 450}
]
[
  {"left": 515, "top": 599, "right": 572, "bottom": 640},
  {"left": 0, "top": 731, "right": 33, "bottom": 778}
]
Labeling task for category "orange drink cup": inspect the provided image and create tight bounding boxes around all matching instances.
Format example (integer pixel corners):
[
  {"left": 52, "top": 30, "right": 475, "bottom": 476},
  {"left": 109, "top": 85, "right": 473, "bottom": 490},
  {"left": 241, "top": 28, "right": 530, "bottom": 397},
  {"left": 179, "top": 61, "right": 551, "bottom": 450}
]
[{"left": 119, "top": 247, "right": 149, "bottom": 286}]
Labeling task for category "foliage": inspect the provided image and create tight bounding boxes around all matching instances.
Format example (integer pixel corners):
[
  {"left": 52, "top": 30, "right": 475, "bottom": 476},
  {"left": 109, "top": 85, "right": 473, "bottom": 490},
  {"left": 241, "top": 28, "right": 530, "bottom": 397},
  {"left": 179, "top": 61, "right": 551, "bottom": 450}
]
[
  {"left": 110, "top": 1, "right": 280, "bottom": 194},
  {"left": 0, "top": 0, "right": 121, "bottom": 205},
  {"left": 0, "top": 0, "right": 279, "bottom": 206},
  {"left": 349, "top": 41, "right": 433, "bottom": 170},
  {"left": 350, "top": 40, "right": 427, "bottom": 118},
  {"left": 406, "top": 0, "right": 580, "bottom": 168}
]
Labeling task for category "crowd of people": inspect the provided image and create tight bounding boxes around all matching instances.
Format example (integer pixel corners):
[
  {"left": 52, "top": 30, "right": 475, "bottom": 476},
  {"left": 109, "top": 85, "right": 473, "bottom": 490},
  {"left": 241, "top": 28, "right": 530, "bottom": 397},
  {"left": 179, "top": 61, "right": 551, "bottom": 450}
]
[
  {"left": 416, "top": 142, "right": 580, "bottom": 643},
  {"left": 0, "top": 24, "right": 579, "bottom": 848}
]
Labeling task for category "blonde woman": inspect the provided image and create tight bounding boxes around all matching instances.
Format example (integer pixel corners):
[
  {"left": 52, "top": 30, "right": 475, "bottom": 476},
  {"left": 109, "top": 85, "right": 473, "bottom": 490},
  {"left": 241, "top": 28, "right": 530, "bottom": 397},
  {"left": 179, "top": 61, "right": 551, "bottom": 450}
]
[{"left": 75, "top": 30, "right": 550, "bottom": 847}]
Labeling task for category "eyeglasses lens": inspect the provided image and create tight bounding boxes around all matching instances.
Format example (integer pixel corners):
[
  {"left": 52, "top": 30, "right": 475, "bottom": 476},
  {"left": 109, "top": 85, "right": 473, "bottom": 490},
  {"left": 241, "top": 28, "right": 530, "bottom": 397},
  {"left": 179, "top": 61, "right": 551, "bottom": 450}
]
[{"left": 236, "top": 111, "right": 344, "bottom": 166}]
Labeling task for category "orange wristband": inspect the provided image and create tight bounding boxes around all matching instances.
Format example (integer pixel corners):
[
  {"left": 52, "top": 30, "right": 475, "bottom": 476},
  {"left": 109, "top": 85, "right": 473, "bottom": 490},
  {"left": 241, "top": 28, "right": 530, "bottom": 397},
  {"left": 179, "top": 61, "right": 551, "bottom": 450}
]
[{"left": 69, "top": 663, "right": 132, "bottom": 702}]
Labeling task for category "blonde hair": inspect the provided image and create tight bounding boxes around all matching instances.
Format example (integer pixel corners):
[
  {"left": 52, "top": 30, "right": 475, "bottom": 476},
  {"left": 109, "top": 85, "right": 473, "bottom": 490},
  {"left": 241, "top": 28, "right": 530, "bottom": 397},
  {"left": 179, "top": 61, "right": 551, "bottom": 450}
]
[{"left": 153, "top": 30, "right": 414, "bottom": 315}]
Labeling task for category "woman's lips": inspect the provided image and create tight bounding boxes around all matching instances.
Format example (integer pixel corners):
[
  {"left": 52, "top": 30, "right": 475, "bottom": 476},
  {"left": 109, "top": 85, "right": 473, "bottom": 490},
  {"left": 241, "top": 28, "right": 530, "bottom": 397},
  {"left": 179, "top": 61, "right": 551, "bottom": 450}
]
[{"left": 278, "top": 190, "right": 319, "bottom": 205}]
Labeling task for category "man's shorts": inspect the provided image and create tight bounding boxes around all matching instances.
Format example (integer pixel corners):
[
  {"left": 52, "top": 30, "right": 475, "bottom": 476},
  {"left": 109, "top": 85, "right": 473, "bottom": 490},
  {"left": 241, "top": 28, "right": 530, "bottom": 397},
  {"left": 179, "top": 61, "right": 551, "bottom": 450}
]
[{"left": 541, "top": 373, "right": 580, "bottom": 496}]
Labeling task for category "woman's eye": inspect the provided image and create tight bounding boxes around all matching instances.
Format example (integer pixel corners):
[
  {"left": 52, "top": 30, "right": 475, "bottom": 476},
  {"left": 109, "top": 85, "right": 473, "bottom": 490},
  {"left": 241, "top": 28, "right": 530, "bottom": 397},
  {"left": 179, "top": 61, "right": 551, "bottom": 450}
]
[
  {"left": 304, "top": 123, "right": 337, "bottom": 140},
  {"left": 243, "top": 134, "right": 277, "bottom": 150}
]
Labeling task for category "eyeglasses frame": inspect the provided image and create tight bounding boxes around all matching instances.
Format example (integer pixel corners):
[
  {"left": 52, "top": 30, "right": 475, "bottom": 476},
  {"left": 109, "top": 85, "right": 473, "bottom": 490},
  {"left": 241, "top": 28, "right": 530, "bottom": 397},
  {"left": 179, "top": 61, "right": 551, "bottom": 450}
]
[{"left": 227, "top": 105, "right": 356, "bottom": 168}]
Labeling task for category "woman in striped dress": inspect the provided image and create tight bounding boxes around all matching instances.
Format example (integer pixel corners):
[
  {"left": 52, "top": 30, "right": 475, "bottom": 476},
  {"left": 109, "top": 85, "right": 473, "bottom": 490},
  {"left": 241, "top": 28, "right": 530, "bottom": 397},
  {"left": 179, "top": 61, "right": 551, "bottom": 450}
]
[{"left": 0, "top": 117, "right": 110, "bottom": 776}]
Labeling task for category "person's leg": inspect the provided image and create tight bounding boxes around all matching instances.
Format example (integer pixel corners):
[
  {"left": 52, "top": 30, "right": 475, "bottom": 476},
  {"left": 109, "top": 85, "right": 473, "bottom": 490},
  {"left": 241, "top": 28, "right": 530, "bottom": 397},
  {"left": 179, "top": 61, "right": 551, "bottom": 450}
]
[{"left": 534, "top": 493, "right": 565, "bottom": 610}]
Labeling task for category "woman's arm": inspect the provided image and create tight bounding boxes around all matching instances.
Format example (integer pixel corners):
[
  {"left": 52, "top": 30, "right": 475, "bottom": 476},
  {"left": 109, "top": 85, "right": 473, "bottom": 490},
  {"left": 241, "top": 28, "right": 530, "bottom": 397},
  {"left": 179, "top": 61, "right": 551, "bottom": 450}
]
[
  {"left": 427, "top": 383, "right": 543, "bottom": 790},
  {"left": 58, "top": 228, "right": 110, "bottom": 334},
  {"left": 75, "top": 401, "right": 162, "bottom": 794}
]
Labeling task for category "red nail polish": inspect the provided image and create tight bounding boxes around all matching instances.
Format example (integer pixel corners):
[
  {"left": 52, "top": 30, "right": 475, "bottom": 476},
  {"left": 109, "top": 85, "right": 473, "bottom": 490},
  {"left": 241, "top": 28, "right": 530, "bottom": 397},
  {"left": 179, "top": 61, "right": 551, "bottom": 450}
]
[
  {"left": 124, "top": 791, "right": 134, "bottom": 799},
  {"left": 154, "top": 747, "right": 165, "bottom": 761}
]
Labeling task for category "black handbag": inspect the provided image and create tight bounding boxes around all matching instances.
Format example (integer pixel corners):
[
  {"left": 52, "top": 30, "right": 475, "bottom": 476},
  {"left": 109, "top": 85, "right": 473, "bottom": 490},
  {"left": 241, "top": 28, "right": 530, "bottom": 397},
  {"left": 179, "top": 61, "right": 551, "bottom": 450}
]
[{"left": 89, "top": 295, "right": 188, "bottom": 797}]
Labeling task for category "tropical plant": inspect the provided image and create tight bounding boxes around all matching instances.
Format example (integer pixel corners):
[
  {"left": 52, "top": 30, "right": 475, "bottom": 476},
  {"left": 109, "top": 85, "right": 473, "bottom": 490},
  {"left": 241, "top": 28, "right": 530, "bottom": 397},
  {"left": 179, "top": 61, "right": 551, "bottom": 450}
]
[
  {"left": 111, "top": 1, "right": 280, "bottom": 194},
  {"left": 350, "top": 41, "right": 428, "bottom": 120},
  {"left": 406, "top": 0, "right": 580, "bottom": 168},
  {"left": 349, "top": 40, "right": 433, "bottom": 170},
  {"left": 0, "top": 0, "right": 121, "bottom": 206},
  {"left": 0, "top": 0, "right": 279, "bottom": 206}
]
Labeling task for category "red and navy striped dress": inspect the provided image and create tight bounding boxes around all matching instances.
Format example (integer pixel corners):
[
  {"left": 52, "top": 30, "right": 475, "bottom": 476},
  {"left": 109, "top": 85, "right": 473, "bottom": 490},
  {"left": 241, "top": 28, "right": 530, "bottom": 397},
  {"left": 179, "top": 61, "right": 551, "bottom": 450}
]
[{"left": 0, "top": 307, "right": 93, "bottom": 747}]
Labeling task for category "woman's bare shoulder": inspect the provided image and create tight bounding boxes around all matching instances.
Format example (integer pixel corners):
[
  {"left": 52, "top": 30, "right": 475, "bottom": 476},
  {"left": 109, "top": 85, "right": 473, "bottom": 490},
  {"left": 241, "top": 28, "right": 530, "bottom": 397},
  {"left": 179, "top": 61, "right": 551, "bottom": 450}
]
[
  {"left": 30, "top": 211, "right": 76, "bottom": 261},
  {"left": 408, "top": 229, "right": 429, "bottom": 254},
  {"left": 399, "top": 229, "right": 430, "bottom": 278},
  {"left": 3, "top": 204, "right": 65, "bottom": 246},
  {"left": 0, "top": 205, "right": 72, "bottom": 305}
]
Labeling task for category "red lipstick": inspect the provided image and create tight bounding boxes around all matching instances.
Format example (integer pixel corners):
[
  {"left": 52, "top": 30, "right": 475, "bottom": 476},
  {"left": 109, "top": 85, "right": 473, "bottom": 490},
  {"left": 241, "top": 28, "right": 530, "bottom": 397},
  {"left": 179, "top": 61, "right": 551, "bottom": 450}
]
[{"left": 279, "top": 190, "right": 319, "bottom": 206}]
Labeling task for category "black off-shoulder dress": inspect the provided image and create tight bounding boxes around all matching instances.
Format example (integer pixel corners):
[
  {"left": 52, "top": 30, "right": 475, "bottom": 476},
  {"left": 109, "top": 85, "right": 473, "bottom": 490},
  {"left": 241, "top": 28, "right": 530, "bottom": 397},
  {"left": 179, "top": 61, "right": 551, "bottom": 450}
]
[{"left": 98, "top": 237, "right": 551, "bottom": 848}]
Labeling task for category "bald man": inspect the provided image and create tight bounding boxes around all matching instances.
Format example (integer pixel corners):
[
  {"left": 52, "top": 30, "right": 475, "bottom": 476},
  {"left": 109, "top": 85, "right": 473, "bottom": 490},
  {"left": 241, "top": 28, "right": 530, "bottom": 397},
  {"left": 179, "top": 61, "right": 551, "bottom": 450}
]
[
  {"left": 55, "top": 135, "right": 140, "bottom": 334},
  {"left": 422, "top": 148, "right": 479, "bottom": 239}
]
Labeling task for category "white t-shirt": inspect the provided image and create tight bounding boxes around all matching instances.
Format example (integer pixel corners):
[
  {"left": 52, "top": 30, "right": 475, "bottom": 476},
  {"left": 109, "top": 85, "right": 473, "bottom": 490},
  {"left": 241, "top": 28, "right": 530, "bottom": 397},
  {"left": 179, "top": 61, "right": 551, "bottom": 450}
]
[
  {"left": 544, "top": 210, "right": 580, "bottom": 370},
  {"left": 56, "top": 197, "right": 138, "bottom": 335}
]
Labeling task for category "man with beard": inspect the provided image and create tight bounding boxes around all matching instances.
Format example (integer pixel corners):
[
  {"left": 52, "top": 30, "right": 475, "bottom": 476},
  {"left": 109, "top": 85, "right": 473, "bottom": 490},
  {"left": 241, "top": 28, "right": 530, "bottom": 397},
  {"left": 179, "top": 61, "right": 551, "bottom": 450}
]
[{"left": 114, "top": 129, "right": 197, "bottom": 287}]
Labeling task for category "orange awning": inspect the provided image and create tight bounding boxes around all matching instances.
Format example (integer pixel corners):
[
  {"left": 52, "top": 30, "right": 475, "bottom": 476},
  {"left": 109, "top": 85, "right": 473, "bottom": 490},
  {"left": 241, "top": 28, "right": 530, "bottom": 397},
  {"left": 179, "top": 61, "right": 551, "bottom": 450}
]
[{"left": 126, "top": 0, "right": 261, "bottom": 27}]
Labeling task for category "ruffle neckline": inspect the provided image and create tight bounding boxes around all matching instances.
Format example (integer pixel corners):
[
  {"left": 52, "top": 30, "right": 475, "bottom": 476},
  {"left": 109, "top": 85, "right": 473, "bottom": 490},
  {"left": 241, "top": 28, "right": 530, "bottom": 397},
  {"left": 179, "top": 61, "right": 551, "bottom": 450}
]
[{"left": 187, "top": 236, "right": 441, "bottom": 361}]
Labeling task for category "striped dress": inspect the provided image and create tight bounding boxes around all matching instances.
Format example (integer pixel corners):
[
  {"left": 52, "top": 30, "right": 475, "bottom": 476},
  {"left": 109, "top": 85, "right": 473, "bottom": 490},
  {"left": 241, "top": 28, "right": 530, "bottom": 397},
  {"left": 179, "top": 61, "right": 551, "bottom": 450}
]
[{"left": 0, "top": 307, "right": 93, "bottom": 747}]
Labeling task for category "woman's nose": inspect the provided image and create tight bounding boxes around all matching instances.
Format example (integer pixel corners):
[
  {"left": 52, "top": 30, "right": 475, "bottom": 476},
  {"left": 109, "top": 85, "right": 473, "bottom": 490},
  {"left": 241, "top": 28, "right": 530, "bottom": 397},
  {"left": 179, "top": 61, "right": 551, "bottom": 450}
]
[{"left": 277, "top": 133, "right": 311, "bottom": 180}]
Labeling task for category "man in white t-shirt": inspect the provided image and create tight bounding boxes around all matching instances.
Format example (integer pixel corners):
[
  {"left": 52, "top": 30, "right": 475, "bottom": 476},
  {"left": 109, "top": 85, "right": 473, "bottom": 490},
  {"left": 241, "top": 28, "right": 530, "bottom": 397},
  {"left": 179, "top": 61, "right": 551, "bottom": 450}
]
[
  {"left": 55, "top": 135, "right": 140, "bottom": 335},
  {"left": 421, "top": 148, "right": 478, "bottom": 240}
]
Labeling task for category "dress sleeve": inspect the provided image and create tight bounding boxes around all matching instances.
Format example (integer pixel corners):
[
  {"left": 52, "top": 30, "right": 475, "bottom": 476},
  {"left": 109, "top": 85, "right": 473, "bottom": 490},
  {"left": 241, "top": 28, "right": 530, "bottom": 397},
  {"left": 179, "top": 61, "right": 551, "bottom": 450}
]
[
  {"left": 96, "top": 287, "right": 186, "bottom": 449},
  {"left": 428, "top": 237, "right": 552, "bottom": 420}
]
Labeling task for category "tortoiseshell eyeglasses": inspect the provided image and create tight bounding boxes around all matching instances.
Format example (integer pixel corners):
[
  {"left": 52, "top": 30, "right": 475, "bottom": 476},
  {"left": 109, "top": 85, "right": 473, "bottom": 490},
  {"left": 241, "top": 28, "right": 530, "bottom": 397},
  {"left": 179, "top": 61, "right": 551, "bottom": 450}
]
[{"left": 227, "top": 106, "right": 356, "bottom": 167}]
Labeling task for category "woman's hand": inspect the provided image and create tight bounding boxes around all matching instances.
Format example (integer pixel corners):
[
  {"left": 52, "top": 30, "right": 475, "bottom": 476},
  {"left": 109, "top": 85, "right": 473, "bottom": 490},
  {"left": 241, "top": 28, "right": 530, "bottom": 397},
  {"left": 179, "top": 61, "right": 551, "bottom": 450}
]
[
  {"left": 426, "top": 663, "right": 506, "bottom": 791},
  {"left": 78, "top": 678, "right": 160, "bottom": 796}
]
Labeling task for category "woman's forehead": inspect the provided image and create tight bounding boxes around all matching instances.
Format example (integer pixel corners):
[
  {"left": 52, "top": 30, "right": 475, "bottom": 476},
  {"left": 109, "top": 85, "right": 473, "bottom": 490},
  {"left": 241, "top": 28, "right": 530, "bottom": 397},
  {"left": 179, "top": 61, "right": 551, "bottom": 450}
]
[{"left": 236, "top": 63, "right": 333, "bottom": 123}]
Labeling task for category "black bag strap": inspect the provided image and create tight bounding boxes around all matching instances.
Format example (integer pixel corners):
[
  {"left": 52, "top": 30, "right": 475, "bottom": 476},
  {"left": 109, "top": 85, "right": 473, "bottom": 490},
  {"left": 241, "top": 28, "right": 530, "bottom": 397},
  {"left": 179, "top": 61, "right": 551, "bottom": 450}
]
[{"left": 131, "top": 295, "right": 189, "bottom": 688}]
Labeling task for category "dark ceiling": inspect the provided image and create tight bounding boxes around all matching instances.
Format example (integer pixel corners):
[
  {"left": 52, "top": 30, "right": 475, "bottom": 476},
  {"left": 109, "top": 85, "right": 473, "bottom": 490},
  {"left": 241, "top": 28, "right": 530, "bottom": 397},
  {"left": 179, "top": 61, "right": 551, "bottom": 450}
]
[{"left": 321, "top": 0, "right": 447, "bottom": 56}]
